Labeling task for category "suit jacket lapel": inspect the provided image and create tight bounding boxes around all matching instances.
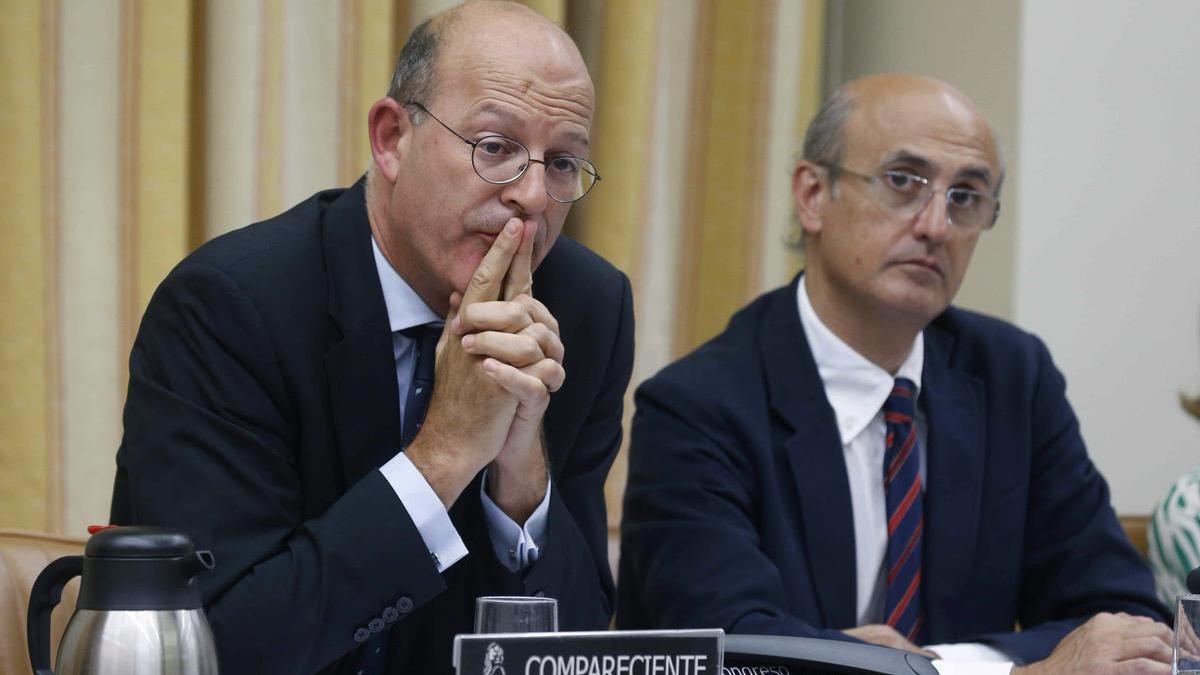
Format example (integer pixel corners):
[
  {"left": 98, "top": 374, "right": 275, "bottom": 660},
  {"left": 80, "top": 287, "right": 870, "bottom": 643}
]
[
  {"left": 764, "top": 275, "right": 858, "bottom": 629},
  {"left": 919, "top": 323, "right": 985, "bottom": 640},
  {"left": 322, "top": 178, "right": 404, "bottom": 488}
]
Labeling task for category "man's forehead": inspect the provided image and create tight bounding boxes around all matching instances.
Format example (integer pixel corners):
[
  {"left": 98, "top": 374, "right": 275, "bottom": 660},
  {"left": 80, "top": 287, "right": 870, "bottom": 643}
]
[
  {"left": 434, "top": 15, "right": 594, "bottom": 120},
  {"left": 436, "top": 6, "right": 590, "bottom": 85},
  {"left": 455, "top": 100, "right": 589, "bottom": 153},
  {"left": 845, "top": 82, "right": 1000, "bottom": 177},
  {"left": 436, "top": 49, "right": 595, "bottom": 137}
]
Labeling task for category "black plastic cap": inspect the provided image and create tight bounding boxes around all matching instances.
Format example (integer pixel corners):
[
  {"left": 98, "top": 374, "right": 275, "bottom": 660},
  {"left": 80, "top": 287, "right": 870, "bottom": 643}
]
[
  {"left": 85, "top": 526, "right": 196, "bottom": 559},
  {"left": 75, "top": 526, "right": 213, "bottom": 611}
]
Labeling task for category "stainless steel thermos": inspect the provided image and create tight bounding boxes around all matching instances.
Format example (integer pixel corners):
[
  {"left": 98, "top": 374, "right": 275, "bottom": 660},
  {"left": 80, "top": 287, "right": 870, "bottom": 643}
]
[{"left": 27, "top": 526, "right": 219, "bottom": 675}]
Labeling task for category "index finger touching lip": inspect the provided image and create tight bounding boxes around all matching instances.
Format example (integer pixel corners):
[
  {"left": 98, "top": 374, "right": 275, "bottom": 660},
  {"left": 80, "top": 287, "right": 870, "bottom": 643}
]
[
  {"left": 502, "top": 220, "right": 535, "bottom": 301},
  {"left": 461, "top": 218, "right": 522, "bottom": 307}
]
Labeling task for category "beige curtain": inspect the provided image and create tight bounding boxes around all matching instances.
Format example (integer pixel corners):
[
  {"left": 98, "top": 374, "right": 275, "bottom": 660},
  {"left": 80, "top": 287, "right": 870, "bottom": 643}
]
[
  {"left": 0, "top": 0, "right": 407, "bottom": 535},
  {"left": 0, "top": 0, "right": 825, "bottom": 570},
  {"left": 574, "top": 0, "right": 825, "bottom": 566}
]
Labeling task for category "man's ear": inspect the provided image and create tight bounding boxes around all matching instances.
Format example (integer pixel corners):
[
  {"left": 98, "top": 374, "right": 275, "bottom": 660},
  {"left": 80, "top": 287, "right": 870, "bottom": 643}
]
[
  {"left": 368, "top": 98, "right": 412, "bottom": 182},
  {"left": 792, "top": 161, "right": 828, "bottom": 237}
]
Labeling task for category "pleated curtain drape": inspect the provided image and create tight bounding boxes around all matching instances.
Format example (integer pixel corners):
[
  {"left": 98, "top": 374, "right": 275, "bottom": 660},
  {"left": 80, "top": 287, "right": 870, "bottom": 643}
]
[{"left": 0, "top": 0, "right": 825, "bottom": 567}]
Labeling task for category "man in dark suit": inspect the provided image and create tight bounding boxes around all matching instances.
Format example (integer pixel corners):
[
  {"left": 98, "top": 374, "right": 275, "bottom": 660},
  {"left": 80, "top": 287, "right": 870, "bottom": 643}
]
[
  {"left": 618, "top": 75, "right": 1171, "bottom": 674},
  {"left": 110, "top": 3, "right": 632, "bottom": 674}
]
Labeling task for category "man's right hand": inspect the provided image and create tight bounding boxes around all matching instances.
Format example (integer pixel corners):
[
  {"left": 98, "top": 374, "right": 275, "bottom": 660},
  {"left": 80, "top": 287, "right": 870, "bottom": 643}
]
[
  {"left": 404, "top": 218, "right": 526, "bottom": 508},
  {"left": 1014, "top": 613, "right": 1171, "bottom": 675}
]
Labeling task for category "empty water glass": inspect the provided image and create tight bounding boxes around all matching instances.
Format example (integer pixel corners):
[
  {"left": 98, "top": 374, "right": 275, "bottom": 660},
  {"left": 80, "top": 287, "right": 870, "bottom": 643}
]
[
  {"left": 1176, "top": 594, "right": 1200, "bottom": 674},
  {"left": 474, "top": 595, "right": 558, "bottom": 634}
]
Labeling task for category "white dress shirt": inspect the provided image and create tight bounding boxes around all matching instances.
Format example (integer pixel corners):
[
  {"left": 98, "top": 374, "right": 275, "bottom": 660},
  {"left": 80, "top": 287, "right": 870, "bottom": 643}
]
[
  {"left": 370, "top": 238, "right": 550, "bottom": 574},
  {"left": 796, "top": 277, "right": 1014, "bottom": 675}
]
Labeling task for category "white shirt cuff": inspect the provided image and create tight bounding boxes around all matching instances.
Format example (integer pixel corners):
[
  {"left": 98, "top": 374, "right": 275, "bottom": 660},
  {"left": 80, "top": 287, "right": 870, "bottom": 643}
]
[
  {"left": 480, "top": 471, "right": 551, "bottom": 572},
  {"left": 379, "top": 452, "right": 468, "bottom": 573},
  {"left": 928, "top": 642, "right": 1014, "bottom": 675},
  {"left": 930, "top": 662, "right": 1013, "bottom": 675}
]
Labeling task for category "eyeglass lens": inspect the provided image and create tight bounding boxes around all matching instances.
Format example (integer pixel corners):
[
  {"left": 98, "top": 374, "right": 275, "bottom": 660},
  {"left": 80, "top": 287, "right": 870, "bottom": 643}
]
[
  {"left": 472, "top": 135, "right": 597, "bottom": 203},
  {"left": 872, "top": 174, "right": 995, "bottom": 230}
]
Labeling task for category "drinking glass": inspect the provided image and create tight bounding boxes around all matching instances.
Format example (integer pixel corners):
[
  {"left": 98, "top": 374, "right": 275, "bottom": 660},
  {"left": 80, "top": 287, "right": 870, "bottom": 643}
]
[
  {"left": 1176, "top": 594, "right": 1200, "bottom": 674},
  {"left": 474, "top": 595, "right": 558, "bottom": 634}
]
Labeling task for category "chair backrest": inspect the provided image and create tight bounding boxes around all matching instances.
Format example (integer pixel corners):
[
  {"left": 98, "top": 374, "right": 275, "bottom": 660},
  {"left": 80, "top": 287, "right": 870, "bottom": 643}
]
[
  {"left": 1120, "top": 514, "right": 1151, "bottom": 560},
  {"left": 0, "top": 529, "right": 86, "bottom": 674}
]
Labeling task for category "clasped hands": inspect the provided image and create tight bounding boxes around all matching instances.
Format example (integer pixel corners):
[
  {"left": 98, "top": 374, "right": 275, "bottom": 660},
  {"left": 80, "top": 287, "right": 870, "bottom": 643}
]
[{"left": 405, "top": 218, "right": 562, "bottom": 525}]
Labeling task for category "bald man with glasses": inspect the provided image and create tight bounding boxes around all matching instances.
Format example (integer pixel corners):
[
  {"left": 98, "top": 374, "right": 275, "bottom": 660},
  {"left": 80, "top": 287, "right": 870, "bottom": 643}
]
[
  {"left": 618, "top": 75, "right": 1170, "bottom": 675},
  {"left": 111, "top": 3, "right": 631, "bottom": 674}
]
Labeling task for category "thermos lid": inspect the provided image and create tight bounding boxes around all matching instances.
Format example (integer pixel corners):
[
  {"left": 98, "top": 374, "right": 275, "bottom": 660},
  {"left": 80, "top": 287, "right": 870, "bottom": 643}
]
[
  {"left": 76, "top": 526, "right": 214, "bottom": 611},
  {"left": 85, "top": 526, "right": 196, "bottom": 559}
]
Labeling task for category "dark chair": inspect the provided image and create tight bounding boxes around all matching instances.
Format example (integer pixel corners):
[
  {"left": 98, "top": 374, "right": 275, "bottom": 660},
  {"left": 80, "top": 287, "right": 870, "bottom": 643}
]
[{"left": 0, "top": 529, "right": 86, "bottom": 674}]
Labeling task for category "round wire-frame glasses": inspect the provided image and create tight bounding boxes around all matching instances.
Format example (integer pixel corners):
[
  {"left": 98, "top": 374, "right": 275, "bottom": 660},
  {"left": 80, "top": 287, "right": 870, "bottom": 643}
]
[{"left": 407, "top": 101, "right": 601, "bottom": 203}]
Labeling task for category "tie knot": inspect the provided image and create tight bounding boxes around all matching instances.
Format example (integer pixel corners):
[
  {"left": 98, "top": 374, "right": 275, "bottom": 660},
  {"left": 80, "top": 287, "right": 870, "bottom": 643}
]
[
  {"left": 401, "top": 323, "right": 441, "bottom": 346},
  {"left": 884, "top": 377, "right": 918, "bottom": 418}
]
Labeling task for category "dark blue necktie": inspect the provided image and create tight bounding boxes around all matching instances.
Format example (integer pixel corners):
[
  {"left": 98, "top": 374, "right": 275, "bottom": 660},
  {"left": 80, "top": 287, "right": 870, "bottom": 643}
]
[
  {"left": 357, "top": 323, "right": 440, "bottom": 675},
  {"left": 883, "top": 377, "right": 925, "bottom": 644},
  {"left": 401, "top": 324, "right": 440, "bottom": 448}
]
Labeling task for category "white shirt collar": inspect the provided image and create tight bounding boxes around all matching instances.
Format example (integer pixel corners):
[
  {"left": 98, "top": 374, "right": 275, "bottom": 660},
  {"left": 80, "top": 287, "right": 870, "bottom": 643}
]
[
  {"left": 796, "top": 276, "right": 924, "bottom": 445},
  {"left": 371, "top": 237, "right": 442, "bottom": 333}
]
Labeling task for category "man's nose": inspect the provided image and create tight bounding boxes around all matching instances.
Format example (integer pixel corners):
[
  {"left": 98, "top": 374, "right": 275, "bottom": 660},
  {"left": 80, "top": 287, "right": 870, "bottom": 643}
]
[
  {"left": 911, "top": 189, "right": 952, "bottom": 243},
  {"left": 500, "top": 160, "right": 550, "bottom": 215}
]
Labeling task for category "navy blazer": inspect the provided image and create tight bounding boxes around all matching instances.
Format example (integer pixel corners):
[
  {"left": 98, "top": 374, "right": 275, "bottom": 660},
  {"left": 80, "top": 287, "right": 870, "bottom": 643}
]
[
  {"left": 111, "top": 179, "right": 634, "bottom": 674},
  {"left": 618, "top": 274, "right": 1166, "bottom": 664}
]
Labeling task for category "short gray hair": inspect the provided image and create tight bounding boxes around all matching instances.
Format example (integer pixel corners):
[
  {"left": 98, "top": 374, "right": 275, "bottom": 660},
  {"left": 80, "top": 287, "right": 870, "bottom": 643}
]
[
  {"left": 800, "top": 85, "right": 856, "bottom": 186},
  {"left": 387, "top": 17, "right": 439, "bottom": 121},
  {"left": 787, "top": 86, "right": 856, "bottom": 249}
]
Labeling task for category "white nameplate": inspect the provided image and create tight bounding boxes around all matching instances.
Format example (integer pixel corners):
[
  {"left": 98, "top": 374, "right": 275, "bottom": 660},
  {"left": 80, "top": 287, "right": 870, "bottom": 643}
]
[{"left": 454, "top": 628, "right": 725, "bottom": 675}]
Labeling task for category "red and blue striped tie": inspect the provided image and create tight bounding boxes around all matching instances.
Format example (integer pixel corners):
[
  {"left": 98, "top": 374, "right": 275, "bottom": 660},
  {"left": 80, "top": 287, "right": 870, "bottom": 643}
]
[{"left": 883, "top": 377, "right": 925, "bottom": 644}]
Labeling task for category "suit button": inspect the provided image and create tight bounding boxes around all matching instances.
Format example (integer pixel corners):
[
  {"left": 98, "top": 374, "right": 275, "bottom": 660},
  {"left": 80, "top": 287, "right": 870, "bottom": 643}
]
[
  {"left": 396, "top": 596, "right": 414, "bottom": 613},
  {"left": 382, "top": 606, "right": 399, "bottom": 623},
  {"left": 369, "top": 618, "right": 385, "bottom": 633},
  {"left": 353, "top": 627, "right": 371, "bottom": 643}
]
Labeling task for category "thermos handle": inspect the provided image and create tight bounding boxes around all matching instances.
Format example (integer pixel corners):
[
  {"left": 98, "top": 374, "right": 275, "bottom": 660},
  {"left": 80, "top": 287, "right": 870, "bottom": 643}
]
[{"left": 27, "top": 555, "right": 84, "bottom": 675}]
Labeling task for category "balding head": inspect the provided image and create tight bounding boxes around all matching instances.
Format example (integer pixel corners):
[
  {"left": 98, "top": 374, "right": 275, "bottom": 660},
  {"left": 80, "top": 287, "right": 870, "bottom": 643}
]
[
  {"left": 803, "top": 75, "right": 1002, "bottom": 193},
  {"left": 387, "top": 1, "right": 590, "bottom": 115},
  {"left": 845, "top": 75, "right": 1000, "bottom": 180}
]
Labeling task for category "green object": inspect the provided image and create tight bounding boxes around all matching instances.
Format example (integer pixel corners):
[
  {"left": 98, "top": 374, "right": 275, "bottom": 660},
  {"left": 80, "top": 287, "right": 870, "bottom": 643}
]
[{"left": 1149, "top": 469, "right": 1200, "bottom": 606}]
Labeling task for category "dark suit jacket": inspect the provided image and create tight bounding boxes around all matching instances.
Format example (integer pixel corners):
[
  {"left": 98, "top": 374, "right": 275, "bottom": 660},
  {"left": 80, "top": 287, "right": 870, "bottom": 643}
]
[
  {"left": 110, "top": 179, "right": 634, "bottom": 674},
  {"left": 617, "top": 274, "right": 1166, "bottom": 665}
]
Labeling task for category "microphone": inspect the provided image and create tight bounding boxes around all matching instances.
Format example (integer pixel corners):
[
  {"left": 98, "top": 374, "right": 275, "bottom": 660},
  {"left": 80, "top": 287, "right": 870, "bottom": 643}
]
[{"left": 1187, "top": 567, "right": 1200, "bottom": 594}]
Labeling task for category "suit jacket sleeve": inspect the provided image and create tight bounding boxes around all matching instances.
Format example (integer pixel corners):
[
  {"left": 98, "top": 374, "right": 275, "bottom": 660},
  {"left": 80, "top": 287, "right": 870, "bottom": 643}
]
[
  {"left": 618, "top": 367, "right": 860, "bottom": 644},
  {"left": 521, "top": 273, "right": 634, "bottom": 628},
  {"left": 970, "top": 337, "right": 1168, "bottom": 663},
  {"left": 112, "top": 262, "right": 448, "bottom": 674}
]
